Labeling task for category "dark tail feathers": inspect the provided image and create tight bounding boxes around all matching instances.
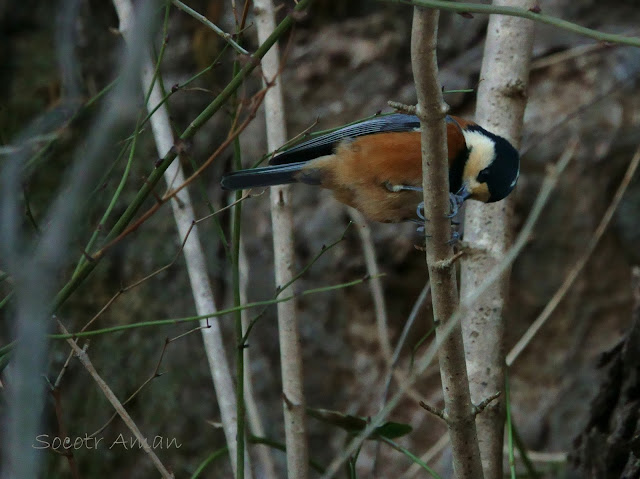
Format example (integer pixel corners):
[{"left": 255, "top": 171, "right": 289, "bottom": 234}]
[{"left": 221, "top": 162, "right": 308, "bottom": 190}]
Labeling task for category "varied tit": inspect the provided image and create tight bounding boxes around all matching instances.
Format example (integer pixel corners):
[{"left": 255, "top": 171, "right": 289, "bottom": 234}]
[{"left": 220, "top": 114, "right": 520, "bottom": 223}]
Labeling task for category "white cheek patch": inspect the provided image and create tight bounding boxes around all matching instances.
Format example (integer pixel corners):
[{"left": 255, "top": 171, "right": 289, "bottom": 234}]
[{"left": 461, "top": 129, "right": 497, "bottom": 178}]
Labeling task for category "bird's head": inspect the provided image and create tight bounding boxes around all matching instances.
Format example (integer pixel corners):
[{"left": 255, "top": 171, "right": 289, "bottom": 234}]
[{"left": 458, "top": 125, "right": 520, "bottom": 203}]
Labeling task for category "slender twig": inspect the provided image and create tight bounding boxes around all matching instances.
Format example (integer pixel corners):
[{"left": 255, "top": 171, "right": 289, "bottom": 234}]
[
  {"left": 88, "top": 340, "right": 169, "bottom": 439},
  {"left": 521, "top": 71, "right": 637, "bottom": 157},
  {"left": 348, "top": 209, "right": 393, "bottom": 363},
  {"left": 75, "top": 5, "right": 173, "bottom": 277},
  {"left": 58, "top": 320, "right": 174, "bottom": 479},
  {"left": 373, "top": 281, "right": 430, "bottom": 476},
  {"left": 50, "top": 383, "right": 81, "bottom": 479},
  {"left": 254, "top": 0, "right": 308, "bottom": 475},
  {"left": 48, "top": 276, "right": 379, "bottom": 341},
  {"left": 230, "top": 41, "right": 250, "bottom": 479},
  {"left": 22, "top": 186, "right": 40, "bottom": 233},
  {"left": 241, "top": 225, "right": 350, "bottom": 345},
  {"left": 390, "top": 0, "right": 640, "bottom": 47},
  {"left": 507, "top": 145, "right": 640, "bottom": 366},
  {"left": 74, "top": 194, "right": 250, "bottom": 335},
  {"left": 419, "top": 401, "right": 446, "bottom": 421},
  {"left": 472, "top": 391, "right": 502, "bottom": 416},
  {"left": 72, "top": 107, "right": 141, "bottom": 277},
  {"left": 412, "top": 5, "right": 483, "bottom": 478},
  {"left": 171, "top": 0, "right": 249, "bottom": 55},
  {"left": 0, "top": 291, "right": 13, "bottom": 310}
]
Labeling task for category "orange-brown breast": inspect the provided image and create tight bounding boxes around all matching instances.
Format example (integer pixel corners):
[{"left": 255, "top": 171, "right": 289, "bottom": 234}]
[{"left": 298, "top": 125, "right": 468, "bottom": 223}]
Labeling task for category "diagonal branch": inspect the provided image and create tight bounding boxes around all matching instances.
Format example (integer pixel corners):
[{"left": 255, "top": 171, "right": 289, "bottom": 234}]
[
  {"left": 59, "top": 321, "right": 174, "bottom": 479},
  {"left": 392, "top": 0, "right": 640, "bottom": 47}
]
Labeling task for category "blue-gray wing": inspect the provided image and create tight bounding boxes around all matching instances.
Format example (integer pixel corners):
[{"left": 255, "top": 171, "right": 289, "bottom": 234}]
[{"left": 269, "top": 114, "right": 423, "bottom": 165}]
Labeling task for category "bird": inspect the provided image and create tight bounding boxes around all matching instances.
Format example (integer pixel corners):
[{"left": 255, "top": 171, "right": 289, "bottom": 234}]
[{"left": 220, "top": 113, "right": 520, "bottom": 224}]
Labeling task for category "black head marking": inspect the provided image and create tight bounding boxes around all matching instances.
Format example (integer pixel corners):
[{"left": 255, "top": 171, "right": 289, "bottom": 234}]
[{"left": 465, "top": 124, "right": 520, "bottom": 202}]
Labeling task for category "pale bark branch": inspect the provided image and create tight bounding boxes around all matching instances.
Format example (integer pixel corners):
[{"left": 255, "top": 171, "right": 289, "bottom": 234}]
[
  {"left": 419, "top": 400, "right": 446, "bottom": 421},
  {"left": 411, "top": 7, "right": 484, "bottom": 479},
  {"left": 253, "top": 0, "right": 309, "bottom": 477},
  {"left": 348, "top": 209, "right": 393, "bottom": 363},
  {"left": 459, "top": 1, "right": 535, "bottom": 477},
  {"left": 111, "top": 1, "right": 248, "bottom": 475}
]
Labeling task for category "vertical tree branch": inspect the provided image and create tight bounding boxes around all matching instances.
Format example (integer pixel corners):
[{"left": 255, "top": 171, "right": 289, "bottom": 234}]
[
  {"left": 111, "top": 1, "right": 249, "bottom": 476},
  {"left": 253, "top": 0, "right": 309, "bottom": 478},
  {"left": 459, "top": 1, "right": 535, "bottom": 477},
  {"left": 411, "top": 7, "right": 484, "bottom": 479}
]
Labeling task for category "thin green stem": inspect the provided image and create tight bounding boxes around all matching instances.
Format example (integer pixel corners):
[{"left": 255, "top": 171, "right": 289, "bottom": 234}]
[
  {"left": 512, "top": 422, "right": 541, "bottom": 479},
  {"left": 394, "top": 0, "right": 640, "bottom": 47},
  {"left": 172, "top": 0, "right": 249, "bottom": 55},
  {"left": 52, "top": 0, "right": 313, "bottom": 313},
  {"left": 22, "top": 186, "right": 40, "bottom": 233},
  {"left": 231, "top": 58, "right": 246, "bottom": 479},
  {"left": 186, "top": 145, "right": 230, "bottom": 257},
  {"left": 0, "top": 291, "right": 14, "bottom": 311},
  {"left": 240, "top": 225, "right": 350, "bottom": 345},
  {"left": 0, "top": 341, "right": 17, "bottom": 356},
  {"left": 190, "top": 447, "right": 229, "bottom": 479},
  {"left": 72, "top": 113, "right": 141, "bottom": 277},
  {"left": 74, "top": 3, "right": 171, "bottom": 276},
  {"left": 47, "top": 276, "right": 376, "bottom": 341},
  {"left": 408, "top": 325, "right": 436, "bottom": 373},
  {"left": 138, "top": 44, "right": 229, "bottom": 131},
  {"left": 380, "top": 437, "right": 443, "bottom": 479}
]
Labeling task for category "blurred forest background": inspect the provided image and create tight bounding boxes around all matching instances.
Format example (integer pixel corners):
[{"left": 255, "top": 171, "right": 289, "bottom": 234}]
[{"left": 1, "top": 0, "right": 640, "bottom": 477}]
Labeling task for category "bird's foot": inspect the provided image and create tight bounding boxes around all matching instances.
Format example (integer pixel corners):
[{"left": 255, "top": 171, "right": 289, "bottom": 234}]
[
  {"left": 416, "top": 201, "right": 426, "bottom": 221},
  {"left": 415, "top": 203, "right": 461, "bottom": 239},
  {"left": 446, "top": 192, "right": 466, "bottom": 218},
  {"left": 446, "top": 186, "right": 471, "bottom": 218}
]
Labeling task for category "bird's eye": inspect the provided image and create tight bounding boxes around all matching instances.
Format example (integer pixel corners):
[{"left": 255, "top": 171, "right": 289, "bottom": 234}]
[{"left": 477, "top": 168, "right": 490, "bottom": 183}]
